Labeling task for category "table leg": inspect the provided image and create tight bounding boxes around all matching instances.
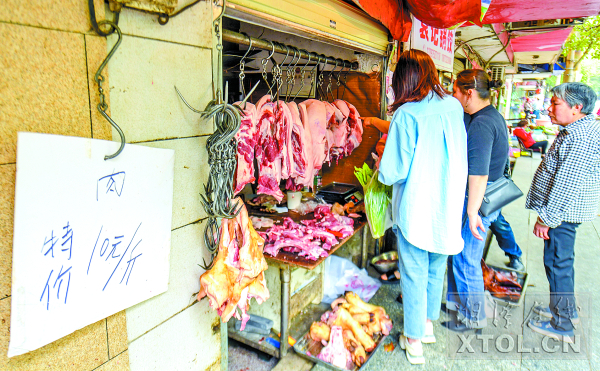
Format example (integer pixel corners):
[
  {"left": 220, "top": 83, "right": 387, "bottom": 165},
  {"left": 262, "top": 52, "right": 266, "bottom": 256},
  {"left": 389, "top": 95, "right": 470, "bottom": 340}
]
[
  {"left": 280, "top": 265, "right": 291, "bottom": 357},
  {"left": 361, "top": 225, "right": 369, "bottom": 269},
  {"left": 220, "top": 318, "right": 228, "bottom": 371}
]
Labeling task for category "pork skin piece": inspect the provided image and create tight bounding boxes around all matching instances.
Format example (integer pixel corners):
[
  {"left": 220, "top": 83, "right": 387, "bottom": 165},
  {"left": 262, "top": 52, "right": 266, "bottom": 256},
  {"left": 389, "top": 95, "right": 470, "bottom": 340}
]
[
  {"left": 332, "top": 308, "right": 376, "bottom": 352},
  {"left": 197, "top": 200, "right": 269, "bottom": 330},
  {"left": 333, "top": 99, "right": 363, "bottom": 155},
  {"left": 276, "top": 101, "right": 294, "bottom": 180},
  {"left": 317, "top": 325, "right": 353, "bottom": 370},
  {"left": 285, "top": 102, "right": 309, "bottom": 188},
  {"left": 233, "top": 102, "right": 258, "bottom": 195},
  {"left": 255, "top": 101, "right": 285, "bottom": 202},
  {"left": 296, "top": 102, "right": 315, "bottom": 188},
  {"left": 324, "top": 102, "right": 348, "bottom": 163},
  {"left": 310, "top": 321, "right": 331, "bottom": 343},
  {"left": 299, "top": 99, "right": 327, "bottom": 180}
]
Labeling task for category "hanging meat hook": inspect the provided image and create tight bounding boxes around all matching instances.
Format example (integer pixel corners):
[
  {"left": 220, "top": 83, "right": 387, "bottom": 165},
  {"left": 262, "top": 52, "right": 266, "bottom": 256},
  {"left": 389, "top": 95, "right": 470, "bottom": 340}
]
[
  {"left": 238, "top": 33, "right": 253, "bottom": 106},
  {"left": 326, "top": 59, "right": 339, "bottom": 102},
  {"left": 317, "top": 55, "right": 326, "bottom": 99},
  {"left": 284, "top": 47, "right": 301, "bottom": 101},
  {"left": 292, "top": 50, "right": 311, "bottom": 101},
  {"left": 94, "top": 20, "right": 126, "bottom": 160},
  {"left": 335, "top": 62, "right": 344, "bottom": 100},
  {"left": 261, "top": 41, "right": 275, "bottom": 92},
  {"left": 341, "top": 69, "right": 349, "bottom": 100}
]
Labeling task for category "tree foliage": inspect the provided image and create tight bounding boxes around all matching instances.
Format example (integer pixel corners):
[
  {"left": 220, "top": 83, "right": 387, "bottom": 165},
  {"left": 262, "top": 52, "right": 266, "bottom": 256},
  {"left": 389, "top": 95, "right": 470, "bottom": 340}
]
[{"left": 563, "top": 16, "right": 600, "bottom": 65}]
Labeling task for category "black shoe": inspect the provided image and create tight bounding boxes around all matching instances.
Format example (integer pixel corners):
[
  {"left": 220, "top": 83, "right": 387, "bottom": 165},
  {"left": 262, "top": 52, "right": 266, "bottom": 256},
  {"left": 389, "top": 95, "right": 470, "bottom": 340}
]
[
  {"left": 396, "top": 293, "right": 402, "bottom": 304},
  {"left": 441, "top": 319, "right": 483, "bottom": 334},
  {"left": 508, "top": 256, "right": 525, "bottom": 271}
]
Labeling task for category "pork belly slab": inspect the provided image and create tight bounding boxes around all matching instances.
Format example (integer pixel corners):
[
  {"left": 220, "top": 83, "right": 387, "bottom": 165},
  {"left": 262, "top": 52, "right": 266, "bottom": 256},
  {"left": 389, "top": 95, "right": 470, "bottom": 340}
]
[{"left": 234, "top": 102, "right": 258, "bottom": 195}]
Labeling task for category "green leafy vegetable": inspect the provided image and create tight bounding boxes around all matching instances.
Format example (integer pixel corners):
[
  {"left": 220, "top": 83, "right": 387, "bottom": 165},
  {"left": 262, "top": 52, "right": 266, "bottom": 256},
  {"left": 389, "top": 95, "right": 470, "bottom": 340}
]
[{"left": 354, "top": 163, "right": 392, "bottom": 238}]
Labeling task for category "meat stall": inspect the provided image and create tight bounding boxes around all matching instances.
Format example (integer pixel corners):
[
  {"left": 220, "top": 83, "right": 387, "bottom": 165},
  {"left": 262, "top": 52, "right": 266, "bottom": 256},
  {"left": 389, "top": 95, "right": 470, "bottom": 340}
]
[{"left": 201, "top": 0, "right": 391, "bottom": 364}]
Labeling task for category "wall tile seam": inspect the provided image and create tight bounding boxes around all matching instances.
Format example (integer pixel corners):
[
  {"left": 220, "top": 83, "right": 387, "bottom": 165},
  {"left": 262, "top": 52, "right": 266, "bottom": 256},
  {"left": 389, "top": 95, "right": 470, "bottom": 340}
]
[
  {"left": 0, "top": 295, "right": 9, "bottom": 301},
  {"left": 118, "top": 32, "right": 214, "bottom": 51},
  {"left": 130, "top": 134, "right": 213, "bottom": 145},
  {"left": 105, "top": 318, "right": 110, "bottom": 361},
  {"left": 0, "top": 162, "right": 16, "bottom": 166},
  {"left": 172, "top": 216, "right": 209, "bottom": 232},
  {"left": 0, "top": 20, "right": 109, "bottom": 37},
  {"left": 127, "top": 299, "right": 200, "bottom": 344},
  {"left": 83, "top": 35, "right": 95, "bottom": 139},
  {"left": 90, "top": 349, "right": 129, "bottom": 371}
]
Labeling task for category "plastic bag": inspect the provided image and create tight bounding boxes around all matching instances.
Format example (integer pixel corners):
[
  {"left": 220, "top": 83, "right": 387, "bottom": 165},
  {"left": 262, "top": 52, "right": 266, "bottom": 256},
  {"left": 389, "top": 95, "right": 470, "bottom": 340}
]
[
  {"left": 322, "top": 255, "right": 381, "bottom": 304},
  {"left": 354, "top": 164, "right": 392, "bottom": 239},
  {"left": 363, "top": 169, "right": 392, "bottom": 239}
]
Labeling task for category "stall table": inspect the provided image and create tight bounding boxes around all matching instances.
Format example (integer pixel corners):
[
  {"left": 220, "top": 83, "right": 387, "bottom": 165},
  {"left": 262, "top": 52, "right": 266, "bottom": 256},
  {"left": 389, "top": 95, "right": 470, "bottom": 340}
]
[{"left": 228, "top": 206, "right": 369, "bottom": 358}]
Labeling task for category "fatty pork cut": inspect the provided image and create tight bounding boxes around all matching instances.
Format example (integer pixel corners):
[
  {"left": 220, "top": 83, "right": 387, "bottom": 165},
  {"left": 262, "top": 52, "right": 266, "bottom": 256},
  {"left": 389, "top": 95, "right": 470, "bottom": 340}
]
[
  {"left": 333, "top": 99, "right": 363, "bottom": 156},
  {"left": 254, "top": 97, "right": 287, "bottom": 202},
  {"left": 285, "top": 101, "right": 309, "bottom": 191},
  {"left": 299, "top": 99, "right": 328, "bottom": 180},
  {"left": 197, "top": 199, "right": 269, "bottom": 330},
  {"left": 323, "top": 102, "right": 347, "bottom": 163},
  {"left": 233, "top": 102, "right": 257, "bottom": 194}
]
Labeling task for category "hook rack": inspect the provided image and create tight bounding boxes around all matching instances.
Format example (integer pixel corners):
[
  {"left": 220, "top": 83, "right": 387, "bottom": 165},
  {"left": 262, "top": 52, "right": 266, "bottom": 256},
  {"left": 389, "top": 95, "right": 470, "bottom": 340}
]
[{"left": 222, "top": 29, "right": 358, "bottom": 70}]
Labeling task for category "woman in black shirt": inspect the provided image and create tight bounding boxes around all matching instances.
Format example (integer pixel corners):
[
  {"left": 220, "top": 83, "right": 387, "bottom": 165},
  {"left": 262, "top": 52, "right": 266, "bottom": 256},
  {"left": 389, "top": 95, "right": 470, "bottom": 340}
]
[{"left": 443, "top": 69, "right": 508, "bottom": 332}]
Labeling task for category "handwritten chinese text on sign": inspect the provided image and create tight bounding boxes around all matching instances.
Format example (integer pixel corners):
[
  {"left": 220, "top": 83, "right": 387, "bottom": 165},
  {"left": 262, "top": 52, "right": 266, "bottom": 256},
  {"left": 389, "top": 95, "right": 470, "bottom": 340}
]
[
  {"left": 8, "top": 132, "right": 175, "bottom": 357},
  {"left": 409, "top": 17, "right": 456, "bottom": 73}
]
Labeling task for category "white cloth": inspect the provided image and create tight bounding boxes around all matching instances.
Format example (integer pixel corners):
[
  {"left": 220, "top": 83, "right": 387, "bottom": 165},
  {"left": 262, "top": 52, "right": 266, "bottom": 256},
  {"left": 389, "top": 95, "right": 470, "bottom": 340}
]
[{"left": 378, "top": 93, "right": 468, "bottom": 255}]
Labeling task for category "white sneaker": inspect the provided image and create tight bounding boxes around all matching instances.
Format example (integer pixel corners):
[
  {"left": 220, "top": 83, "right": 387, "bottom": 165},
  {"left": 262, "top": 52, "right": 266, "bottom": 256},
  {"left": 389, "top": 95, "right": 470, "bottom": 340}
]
[
  {"left": 422, "top": 321, "right": 436, "bottom": 344},
  {"left": 399, "top": 335, "right": 425, "bottom": 365}
]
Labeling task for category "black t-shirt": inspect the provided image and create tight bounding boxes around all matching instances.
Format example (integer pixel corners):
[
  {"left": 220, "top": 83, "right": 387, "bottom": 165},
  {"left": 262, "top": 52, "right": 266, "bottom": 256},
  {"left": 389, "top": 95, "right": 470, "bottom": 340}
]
[{"left": 465, "top": 105, "right": 508, "bottom": 182}]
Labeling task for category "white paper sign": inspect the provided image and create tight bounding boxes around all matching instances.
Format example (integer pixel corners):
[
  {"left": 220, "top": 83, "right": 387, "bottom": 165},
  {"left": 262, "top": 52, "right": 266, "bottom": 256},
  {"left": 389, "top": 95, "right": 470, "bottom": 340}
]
[
  {"left": 8, "top": 133, "right": 175, "bottom": 357},
  {"left": 410, "top": 17, "right": 456, "bottom": 72}
]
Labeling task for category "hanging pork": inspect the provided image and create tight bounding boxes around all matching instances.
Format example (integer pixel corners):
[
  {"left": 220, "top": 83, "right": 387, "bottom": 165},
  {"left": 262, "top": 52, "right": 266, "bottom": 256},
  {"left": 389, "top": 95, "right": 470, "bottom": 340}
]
[{"left": 197, "top": 199, "right": 269, "bottom": 329}]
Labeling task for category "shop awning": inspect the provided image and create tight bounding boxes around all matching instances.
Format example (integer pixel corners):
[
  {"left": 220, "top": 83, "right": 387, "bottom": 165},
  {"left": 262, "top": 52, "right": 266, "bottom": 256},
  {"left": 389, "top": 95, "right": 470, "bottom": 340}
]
[
  {"left": 483, "top": 0, "right": 600, "bottom": 24},
  {"left": 351, "top": 0, "right": 412, "bottom": 41},
  {"left": 511, "top": 28, "right": 573, "bottom": 53}
]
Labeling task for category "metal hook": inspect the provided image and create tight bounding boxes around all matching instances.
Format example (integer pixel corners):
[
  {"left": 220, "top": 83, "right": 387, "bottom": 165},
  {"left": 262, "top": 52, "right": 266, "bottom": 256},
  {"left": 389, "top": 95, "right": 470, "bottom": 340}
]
[
  {"left": 335, "top": 61, "right": 344, "bottom": 100},
  {"left": 94, "top": 20, "right": 126, "bottom": 160},
  {"left": 261, "top": 41, "right": 275, "bottom": 92},
  {"left": 326, "top": 59, "right": 339, "bottom": 102},
  {"left": 285, "top": 47, "right": 300, "bottom": 101},
  {"left": 239, "top": 33, "right": 253, "bottom": 105},
  {"left": 292, "top": 50, "right": 311, "bottom": 101}
]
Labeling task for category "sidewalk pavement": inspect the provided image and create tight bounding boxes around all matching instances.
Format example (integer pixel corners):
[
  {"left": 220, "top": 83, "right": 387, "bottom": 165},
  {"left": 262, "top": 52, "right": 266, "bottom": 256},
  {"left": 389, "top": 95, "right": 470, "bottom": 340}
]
[{"left": 308, "top": 153, "right": 600, "bottom": 371}]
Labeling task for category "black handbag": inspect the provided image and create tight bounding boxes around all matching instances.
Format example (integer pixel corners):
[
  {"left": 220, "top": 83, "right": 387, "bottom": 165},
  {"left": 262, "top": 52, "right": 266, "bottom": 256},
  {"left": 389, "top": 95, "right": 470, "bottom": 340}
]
[{"left": 479, "top": 176, "right": 523, "bottom": 217}]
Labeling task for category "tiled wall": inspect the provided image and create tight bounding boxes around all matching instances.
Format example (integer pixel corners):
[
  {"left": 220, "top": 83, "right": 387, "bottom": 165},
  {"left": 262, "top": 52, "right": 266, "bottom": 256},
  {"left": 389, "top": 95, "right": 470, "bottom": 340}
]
[{"left": 1, "top": 1, "right": 220, "bottom": 370}]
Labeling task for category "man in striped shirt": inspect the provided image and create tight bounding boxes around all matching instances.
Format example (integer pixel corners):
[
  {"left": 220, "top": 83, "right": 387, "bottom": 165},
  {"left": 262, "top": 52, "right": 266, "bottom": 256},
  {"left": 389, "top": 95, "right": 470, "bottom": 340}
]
[{"left": 525, "top": 82, "right": 600, "bottom": 343}]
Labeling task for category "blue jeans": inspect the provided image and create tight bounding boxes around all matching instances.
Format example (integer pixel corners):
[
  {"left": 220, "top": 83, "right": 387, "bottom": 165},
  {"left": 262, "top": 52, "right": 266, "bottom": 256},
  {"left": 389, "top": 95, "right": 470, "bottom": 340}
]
[
  {"left": 447, "top": 196, "right": 500, "bottom": 327},
  {"left": 489, "top": 211, "right": 522, "bottom": 258},
  {"left": 544, "top": 222, "right": 580, "bottom": 331},
  {"left": 395, "top": 226, "right": 447, "bottom": 339}
]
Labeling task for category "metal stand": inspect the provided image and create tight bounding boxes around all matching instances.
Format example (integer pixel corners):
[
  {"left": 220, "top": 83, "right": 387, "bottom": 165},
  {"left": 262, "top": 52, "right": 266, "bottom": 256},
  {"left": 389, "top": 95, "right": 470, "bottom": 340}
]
[{"left": 280, "top": 266, "right": 291, "bottom": 357}]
